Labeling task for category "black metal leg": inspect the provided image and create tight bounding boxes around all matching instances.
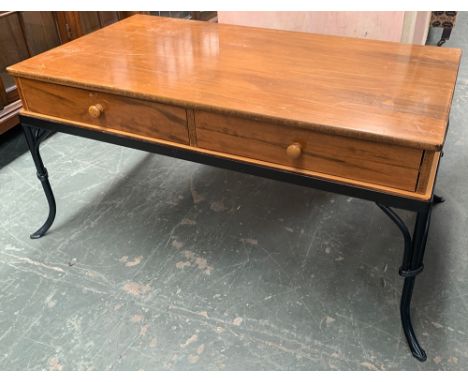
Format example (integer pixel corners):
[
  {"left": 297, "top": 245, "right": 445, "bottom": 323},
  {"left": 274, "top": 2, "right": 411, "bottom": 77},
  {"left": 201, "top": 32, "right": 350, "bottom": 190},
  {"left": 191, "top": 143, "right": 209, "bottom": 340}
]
[
  {"left": 377, "top": 203, "right": 432, "bottom": 362},
  {"left": 22, "top": 124, "right": 56, "bottom": 239},
  {"left": 400, "top": 206, "right": 431, "bottom": 362},
  {"left": 437, "top": 27, "right": 453, "bottom": 47},
  {"left": 433, "top": 194, "right": 445, "bottom": 205}
]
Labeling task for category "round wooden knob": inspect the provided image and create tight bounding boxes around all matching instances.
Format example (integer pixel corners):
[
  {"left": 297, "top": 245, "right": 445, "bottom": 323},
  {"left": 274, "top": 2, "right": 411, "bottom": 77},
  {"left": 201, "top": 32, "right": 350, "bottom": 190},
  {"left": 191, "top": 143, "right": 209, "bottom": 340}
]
[
  {"left": 286, "top": 143, "right": 302, "bottom": 159},
  {"left": 88, "top": 103, "right": 104, "bottom": 118}
]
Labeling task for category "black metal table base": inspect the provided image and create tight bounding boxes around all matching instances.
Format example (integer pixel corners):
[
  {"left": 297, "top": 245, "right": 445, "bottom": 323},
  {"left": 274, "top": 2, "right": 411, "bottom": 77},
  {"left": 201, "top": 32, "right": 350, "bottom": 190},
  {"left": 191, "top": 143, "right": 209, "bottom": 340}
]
[
  {"left": 376, "top": 203, "right": 432, "bottom": 362},
  {"left": 20, "top": 116, "right": 443, "bottom": 362},
  {"left": 23, "top": 125, "right": 56, "bottom": 239}
]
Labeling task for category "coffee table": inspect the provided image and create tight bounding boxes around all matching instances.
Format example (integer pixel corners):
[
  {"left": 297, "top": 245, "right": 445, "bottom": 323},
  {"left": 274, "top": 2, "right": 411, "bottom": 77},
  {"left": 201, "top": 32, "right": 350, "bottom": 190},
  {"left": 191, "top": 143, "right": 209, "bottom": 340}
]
[{"left": 7, "top": 15, "right": 461, "bottom": 361}]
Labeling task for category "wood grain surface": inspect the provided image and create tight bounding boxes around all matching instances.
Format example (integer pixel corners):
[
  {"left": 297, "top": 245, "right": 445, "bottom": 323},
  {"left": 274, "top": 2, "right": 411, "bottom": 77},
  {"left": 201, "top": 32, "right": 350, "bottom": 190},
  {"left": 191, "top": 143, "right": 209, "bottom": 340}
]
[
  {"left": 19, "top": 78, "right": 189, "bottom": 144},
  {"left": 7, "top": 14, "right": 461, "bottom": 150},
  {"left": 415, "top": 150, "right": 436, "bottom": 193},
  {"left": 18, "top": 109, "right": 441, "bottom": 201},
  {"left": 196, "top": 111, "right": 423, "bottom": 191}
]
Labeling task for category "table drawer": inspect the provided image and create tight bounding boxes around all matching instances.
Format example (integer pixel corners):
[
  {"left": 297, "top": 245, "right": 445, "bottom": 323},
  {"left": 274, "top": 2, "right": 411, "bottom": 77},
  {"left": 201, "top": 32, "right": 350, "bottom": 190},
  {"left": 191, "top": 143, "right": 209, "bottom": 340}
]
[
  {"left": 195, "top": 111, "right": 423, "bottom": 191},
  {"left": 19, "top": 78, "right": 189, "bottom": 144}
]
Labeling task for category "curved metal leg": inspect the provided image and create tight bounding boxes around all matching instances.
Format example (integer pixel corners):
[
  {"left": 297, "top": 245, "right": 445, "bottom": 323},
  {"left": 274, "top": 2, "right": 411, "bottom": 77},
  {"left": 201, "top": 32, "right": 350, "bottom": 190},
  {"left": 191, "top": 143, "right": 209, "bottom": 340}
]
[
  {"left": 23, "top": 125, "right": 56, "bottom": 239},
  {"left": 400, "top": 207, "right": 431, "bottom": 362},
  {"left": 377, "top": 203, "right": 432, "bottom": 362}
]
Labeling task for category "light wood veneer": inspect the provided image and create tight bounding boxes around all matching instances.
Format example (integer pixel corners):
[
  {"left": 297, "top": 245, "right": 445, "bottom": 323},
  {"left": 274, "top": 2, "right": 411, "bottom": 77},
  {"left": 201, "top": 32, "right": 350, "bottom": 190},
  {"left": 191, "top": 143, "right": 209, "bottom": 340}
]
[
  {"left": 195, "top": 111, "right": 423, "bottom": 191},
  {"left": 18, "top": 78, "right": 189, "bottom": 144}
]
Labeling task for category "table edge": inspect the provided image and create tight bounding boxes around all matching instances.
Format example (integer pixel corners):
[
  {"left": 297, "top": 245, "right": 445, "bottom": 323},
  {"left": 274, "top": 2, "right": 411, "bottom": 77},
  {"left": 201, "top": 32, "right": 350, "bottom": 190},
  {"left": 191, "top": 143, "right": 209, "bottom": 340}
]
[{"left": 8, "top": 71, "right": 448, "bottom": 152}]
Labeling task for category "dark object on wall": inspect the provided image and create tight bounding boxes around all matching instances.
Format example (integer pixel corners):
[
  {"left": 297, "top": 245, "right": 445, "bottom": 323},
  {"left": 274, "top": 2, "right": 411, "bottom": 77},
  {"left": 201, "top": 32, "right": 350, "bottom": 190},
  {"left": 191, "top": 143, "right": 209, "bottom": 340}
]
[{"left": 431, "top": 11, "right": 458, "bottom": 46}]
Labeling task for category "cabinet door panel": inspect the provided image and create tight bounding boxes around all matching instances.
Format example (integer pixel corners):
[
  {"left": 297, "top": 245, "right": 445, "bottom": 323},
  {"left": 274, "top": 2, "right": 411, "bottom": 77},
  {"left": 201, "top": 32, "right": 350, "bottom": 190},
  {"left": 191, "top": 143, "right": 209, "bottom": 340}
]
[
  {"left": 98, "top": 12, "right": 119, "bottom": 27},
  {"left": 0, "top": 13, "right": 30, "bottom": 89},
  {"left": 21, "top": 12, "right": 60, "bottom": 56},
  {"left": 79, "top": 12, "right": 101, "bottom": 34}
]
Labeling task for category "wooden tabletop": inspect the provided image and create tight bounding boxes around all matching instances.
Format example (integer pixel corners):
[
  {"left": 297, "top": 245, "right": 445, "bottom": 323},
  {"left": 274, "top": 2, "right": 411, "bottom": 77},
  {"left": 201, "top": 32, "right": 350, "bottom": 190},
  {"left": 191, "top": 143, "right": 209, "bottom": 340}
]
[{"left": 8, "top": 15, "right": 461, "bottom": 150}]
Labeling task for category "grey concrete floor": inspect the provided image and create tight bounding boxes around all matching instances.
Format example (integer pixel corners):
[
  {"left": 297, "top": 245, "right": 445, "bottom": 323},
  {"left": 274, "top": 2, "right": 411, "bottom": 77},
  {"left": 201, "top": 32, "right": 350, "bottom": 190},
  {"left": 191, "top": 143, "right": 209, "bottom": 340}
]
[{"left": 0, "top": 14, "right": 467, "bottom": 371}]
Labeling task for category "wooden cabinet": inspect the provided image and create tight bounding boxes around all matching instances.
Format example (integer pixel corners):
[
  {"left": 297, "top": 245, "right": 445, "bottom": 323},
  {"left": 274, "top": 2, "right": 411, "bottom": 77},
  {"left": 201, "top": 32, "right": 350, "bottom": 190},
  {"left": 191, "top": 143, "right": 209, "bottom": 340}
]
[
  {"left": 53, "top": 11, "right": 122, "bottom": 43},
  {"left": 0, "top": 11, "right": 56, "bottom": 134}
]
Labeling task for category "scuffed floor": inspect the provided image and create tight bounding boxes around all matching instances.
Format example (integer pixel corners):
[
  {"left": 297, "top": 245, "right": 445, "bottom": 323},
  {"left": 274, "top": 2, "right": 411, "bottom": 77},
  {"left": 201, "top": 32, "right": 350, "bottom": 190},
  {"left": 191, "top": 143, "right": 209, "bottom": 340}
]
[{"left": 0, "top": 14, "right": 468, "bottom": 370}]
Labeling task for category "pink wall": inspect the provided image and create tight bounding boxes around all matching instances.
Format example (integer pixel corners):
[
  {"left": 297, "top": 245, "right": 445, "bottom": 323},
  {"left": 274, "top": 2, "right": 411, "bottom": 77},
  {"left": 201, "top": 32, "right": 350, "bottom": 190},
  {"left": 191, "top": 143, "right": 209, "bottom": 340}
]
[{"left": 218, "top": 12, "right": 408, "bottom": 43}]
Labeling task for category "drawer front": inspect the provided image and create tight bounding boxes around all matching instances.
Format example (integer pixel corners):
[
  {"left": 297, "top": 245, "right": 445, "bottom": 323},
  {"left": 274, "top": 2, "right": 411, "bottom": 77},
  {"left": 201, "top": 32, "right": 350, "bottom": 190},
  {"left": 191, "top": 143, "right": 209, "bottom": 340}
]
[
  {"left": 19, "top": 78, "right": 189, "bottom": 144},
  {"left": 195, "top": 111, "right": 423, "bottom": 191}
]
